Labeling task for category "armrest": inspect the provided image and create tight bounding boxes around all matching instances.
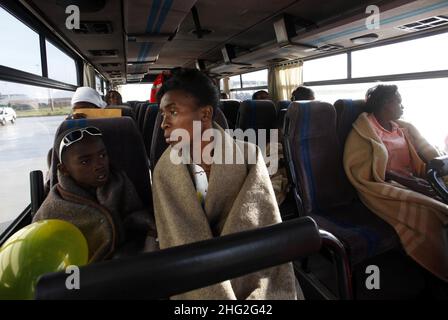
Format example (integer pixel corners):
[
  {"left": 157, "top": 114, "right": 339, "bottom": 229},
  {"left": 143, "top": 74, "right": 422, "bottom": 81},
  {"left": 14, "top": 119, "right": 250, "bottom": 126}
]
[
  {"left": 428, "top": 155, "right": 448, "bottom": 176},
  {"left": 427, "top": 155, "right": 448, "bottom": 204}
]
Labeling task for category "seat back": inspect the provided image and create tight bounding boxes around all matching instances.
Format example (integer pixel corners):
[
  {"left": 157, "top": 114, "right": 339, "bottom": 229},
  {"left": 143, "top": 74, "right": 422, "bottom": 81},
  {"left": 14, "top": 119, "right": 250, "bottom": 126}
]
[
  {"left": 150, "top": 108, "right": 228, "bottom": 171},
  {"left": 125, "top": 101, "right": 141, "bottom": 110},
  {"left": 236, "top": 100, "right": 277, "bottom": 145},
  {"left": 334, "top": 99, "right": 366, "bottom": 147},
  {"left": 218, "top": 99, "right": 240, "bottom": 129},
  {"left": 277, "top": 100, "right": 291, "bottom": 112},
  {"left": 141, "top": 103, "right": 159, "bottom": 157},
  {"left": 283, "top": 101, "right": 356, "bottom": 215},
  {"left": 49, "top": 117, "right": 152, "bottom": 208},
  {"left": 136, "top": 102, "right": 153, "bottom": 132},
  {"left": 106, "top": 105, "right": 135, "bottom": 119}
]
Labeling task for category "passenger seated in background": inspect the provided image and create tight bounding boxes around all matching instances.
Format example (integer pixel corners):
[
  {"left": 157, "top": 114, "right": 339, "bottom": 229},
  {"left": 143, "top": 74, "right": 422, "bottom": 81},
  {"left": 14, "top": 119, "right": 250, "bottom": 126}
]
[
  {"left": 220, "top": 92, "right": 229, "bottom": 99},
  {"left": 105, "top": 90, "right": 123, "bottom": 106},
  {"left": 252, "top": 90, "right": 271, "bottom": 100},
  {"left": 68, "top": 87, "right": 107, "bottom": 119},
  {"left": 153, "top": 68, "right": 300, "bottom": 299},
  {"left": 34, "top": 127, "right": 157, "bottom": 262},
  {"left": 291, "top": 86, "right": 315, "bottom": 101},
  {"left": 344, "top": 84, "right": 448, "bottom": 281}
]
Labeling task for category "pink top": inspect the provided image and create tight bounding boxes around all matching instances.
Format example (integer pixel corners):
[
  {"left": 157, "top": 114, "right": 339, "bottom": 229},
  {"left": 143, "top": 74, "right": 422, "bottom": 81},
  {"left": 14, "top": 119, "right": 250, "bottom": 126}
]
[{"left": 368, "top": 114, "right": 415, "bottom": 176}]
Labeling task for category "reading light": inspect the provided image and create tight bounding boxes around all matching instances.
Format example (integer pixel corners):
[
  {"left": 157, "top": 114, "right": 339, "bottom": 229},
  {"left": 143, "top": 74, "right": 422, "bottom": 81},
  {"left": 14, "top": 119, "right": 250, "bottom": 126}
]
[{"left": 350, "top": 33, "right": 379, "bottom": 45}]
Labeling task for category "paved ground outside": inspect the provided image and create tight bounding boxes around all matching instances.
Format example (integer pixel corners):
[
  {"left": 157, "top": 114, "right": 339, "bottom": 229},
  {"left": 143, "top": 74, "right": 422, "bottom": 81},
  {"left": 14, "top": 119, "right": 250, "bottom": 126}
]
[{"left": 0, "top": 116, "right": 65, "bottom": 229}]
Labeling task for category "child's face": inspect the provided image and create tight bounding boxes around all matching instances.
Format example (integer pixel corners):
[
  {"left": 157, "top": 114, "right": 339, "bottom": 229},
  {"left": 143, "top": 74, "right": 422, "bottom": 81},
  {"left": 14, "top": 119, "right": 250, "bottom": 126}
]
[{"left": 59, "top": 136, "right": 110, "bottom": 189}]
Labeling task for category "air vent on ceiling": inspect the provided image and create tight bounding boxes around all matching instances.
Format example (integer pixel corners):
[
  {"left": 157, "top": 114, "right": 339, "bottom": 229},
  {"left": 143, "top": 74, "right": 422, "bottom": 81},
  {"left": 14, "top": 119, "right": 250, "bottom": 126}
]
[
  {"left": 396, "top": 16, "right": 448, "bottom": 32},
  {"left": 88, "top": 50, "right": 118, "bottom": 57},
  {"left": 220, "top": 72, "right": 233, "bottom": 75},
  {"left": 238, "top": 66, "right": 255, "bottom": 70},
  {"left": 100, "top": 63, "right": 120, "bottom": 67},
  {"left": 72, "top": 21, "right": 113, "bottom": 34},
  {"left": 266, "top": 57, "right": 289, "bottom": 63},
  {"left": 314, "top": 44, "right": 343, "bottom": 52}
]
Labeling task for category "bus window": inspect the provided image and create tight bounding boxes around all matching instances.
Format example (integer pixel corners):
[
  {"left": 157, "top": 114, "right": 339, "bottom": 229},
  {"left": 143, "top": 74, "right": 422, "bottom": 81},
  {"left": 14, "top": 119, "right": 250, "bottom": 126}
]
[
  {"left": 230, "top": 69, "right": 268, "bottom": 100},
  {"left": 308, "top": 78, "right": 448, "bottom": 152},
  {"left": 0, "top": 7, "right": 41, "bottom": 75},
  {"left": 303, "top": 53, "right": 347, "bottom": 82},
  {"left": 117, "top": 83, "right": 153, "bottom": 102},
  {"left": 0, "top": 80, "right": 73, "bottom": 229},
  {"left": 352, "top": 32, "right": 448, "bottom": 77},
  {"left": 95, "top": 74, "right": 102, "bottom": 94},
  {"left": 45, "top": 40, "right": 78, "bottom": 85}
]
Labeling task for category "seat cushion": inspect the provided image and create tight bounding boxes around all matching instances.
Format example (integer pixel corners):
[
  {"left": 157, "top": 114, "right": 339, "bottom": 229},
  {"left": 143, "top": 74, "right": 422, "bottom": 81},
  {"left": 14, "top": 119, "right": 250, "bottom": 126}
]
[{"left": 311, "top": 201, "right": 401, "bottom": 266}]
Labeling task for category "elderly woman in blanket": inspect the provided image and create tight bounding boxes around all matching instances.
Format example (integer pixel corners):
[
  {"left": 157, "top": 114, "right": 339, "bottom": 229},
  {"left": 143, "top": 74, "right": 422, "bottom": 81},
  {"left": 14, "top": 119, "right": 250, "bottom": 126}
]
[
  {"left": 153, "top": 68, "right": 301, "bottom": 300},
  {"left": 344, "top": 84, "right": 448, "bottom": 282}
]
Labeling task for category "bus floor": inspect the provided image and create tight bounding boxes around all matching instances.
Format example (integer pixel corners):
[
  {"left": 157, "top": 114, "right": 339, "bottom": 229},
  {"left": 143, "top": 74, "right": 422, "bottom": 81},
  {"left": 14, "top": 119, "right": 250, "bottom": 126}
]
[{"left": 296, "top": 249, "right": 448, "bottom": 299}]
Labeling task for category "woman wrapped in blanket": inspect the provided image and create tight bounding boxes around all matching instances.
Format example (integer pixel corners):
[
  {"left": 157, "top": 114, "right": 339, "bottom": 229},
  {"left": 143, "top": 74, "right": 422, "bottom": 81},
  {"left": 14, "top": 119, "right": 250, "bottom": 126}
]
[
  {"left": 153, "top": 68, "right": 301, "bottom": 299},
  {"left": 344, "top": 84, "right": 448, "bottom": 281}
]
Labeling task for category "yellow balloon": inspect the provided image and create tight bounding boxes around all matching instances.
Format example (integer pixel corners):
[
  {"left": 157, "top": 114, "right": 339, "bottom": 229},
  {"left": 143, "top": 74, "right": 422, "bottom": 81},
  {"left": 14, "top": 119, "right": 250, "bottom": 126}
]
[{"left": 0, "top": 219, "right": 88, "bottom": 300}]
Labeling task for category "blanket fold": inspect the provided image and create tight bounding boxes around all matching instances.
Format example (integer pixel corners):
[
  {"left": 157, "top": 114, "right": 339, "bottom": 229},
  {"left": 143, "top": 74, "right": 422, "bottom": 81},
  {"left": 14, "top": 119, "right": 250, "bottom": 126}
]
[
  {"left": 344, "top": 113, "right": 448, "bottom": 281},
  {"left": 152, "top": 124, "right": 299, "bottom": 299}
]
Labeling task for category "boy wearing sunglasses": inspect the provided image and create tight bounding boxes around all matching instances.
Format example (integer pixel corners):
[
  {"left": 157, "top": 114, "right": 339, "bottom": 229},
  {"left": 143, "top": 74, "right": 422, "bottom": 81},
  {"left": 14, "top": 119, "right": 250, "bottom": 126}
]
[{"left": 33, "top": 127, "right": 157, "bottom": 262}]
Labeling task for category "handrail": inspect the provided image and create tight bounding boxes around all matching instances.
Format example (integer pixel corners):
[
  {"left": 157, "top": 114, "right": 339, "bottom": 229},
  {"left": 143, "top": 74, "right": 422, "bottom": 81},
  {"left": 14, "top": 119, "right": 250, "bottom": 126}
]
[{"left": 36, "top": 217, "right": 321, "bottom": 300}]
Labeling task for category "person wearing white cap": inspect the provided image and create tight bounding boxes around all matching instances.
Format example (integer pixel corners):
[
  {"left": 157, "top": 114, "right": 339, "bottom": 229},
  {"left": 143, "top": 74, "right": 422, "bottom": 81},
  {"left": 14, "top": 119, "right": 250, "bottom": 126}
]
[
  {"left": 71, "top": 86, "right": 107, "bottom": 109},
  {"left": 68, "top": 87, "right": 107, "bottom": 119}
]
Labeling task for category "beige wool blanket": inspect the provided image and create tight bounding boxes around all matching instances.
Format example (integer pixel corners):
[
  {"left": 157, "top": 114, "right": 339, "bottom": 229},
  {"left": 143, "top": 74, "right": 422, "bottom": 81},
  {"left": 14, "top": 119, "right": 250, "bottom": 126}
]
[
  {"left": 152, "top": 125, "right": 299, "bottom": 299},
  {"left": 344, "top": 112, "right": 448, "bottom": 281}
]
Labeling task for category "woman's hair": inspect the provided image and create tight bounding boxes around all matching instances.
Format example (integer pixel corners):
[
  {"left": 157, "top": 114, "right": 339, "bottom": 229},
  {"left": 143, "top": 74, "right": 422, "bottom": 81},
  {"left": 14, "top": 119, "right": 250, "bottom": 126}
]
[
  {"left": 252, "top": 90, "right": 269, "bottom": 100},
  {"left": 365, "top": 84, "right": 399, "bottom": 114},
  {"left": 105, "top": 90, "right": 122, "bottom": 105},
  {"left": 291, "top": 86, "right": 314, "bottom": 101},
  {"left": 156, "top": 68, "right": 219, "bottom": 117}
]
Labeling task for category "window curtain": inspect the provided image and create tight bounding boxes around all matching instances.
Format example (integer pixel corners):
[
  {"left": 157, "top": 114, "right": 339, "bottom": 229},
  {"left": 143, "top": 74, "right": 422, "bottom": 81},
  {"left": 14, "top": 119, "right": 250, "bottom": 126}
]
[
  {"left": 268, "top": 62, "right": 303, "bottom": 101},
  {"left": 83, "top": 62, "right": 96, "bottom": 88}
]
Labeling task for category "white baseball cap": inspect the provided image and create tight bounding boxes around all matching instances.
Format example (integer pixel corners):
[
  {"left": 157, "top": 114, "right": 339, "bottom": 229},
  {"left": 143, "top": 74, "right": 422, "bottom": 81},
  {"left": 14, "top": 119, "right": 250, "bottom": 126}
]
[{"left": 71, "top": 87, "right": 107, "bottom": 108}]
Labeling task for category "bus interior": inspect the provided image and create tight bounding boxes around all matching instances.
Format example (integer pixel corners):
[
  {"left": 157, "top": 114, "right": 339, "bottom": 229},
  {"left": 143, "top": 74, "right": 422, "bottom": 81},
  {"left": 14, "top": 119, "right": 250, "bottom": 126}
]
[{"left": 0, "top": 0, "right": 448, "bottom": 300}]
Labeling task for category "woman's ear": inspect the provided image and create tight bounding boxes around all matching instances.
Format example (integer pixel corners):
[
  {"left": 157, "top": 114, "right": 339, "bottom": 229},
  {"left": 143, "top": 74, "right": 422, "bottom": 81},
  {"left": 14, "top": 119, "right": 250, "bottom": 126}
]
[
  {"left": 201, "top": 106, "right": 213, "bottom": 122},
  {"left": 57, "top": 163, "right": 69, "bottom": 176}
]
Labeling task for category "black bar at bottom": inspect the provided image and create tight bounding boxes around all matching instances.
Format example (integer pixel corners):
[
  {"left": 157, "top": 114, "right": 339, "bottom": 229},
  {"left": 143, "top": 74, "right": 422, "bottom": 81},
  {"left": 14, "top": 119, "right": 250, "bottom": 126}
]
[{"left": 36, "top": 217, "right": 321, "bottom": 300}]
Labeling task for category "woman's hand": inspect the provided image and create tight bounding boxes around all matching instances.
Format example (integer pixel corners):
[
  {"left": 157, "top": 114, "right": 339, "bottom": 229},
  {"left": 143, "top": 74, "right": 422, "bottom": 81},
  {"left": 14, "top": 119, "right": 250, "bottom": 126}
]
[{"left": 386, "top": 170, "right": 438, "bottom": 198}]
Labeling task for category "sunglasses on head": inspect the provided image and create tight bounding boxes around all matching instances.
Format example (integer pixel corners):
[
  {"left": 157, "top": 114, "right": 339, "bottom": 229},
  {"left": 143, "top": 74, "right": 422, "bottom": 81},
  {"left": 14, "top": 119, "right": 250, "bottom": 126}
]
[{"left": 59, "top": 127, "right": 102, "bottom": 163}]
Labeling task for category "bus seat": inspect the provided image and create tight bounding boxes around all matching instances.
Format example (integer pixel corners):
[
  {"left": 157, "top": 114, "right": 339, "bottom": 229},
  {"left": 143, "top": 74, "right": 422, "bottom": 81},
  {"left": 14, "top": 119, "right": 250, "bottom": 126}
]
[
  {"left": 106, "top": 105, "right": 135, "bottom": 119},
  {"left": 218, "top": 99, "right": 240, "bottom": 129},
  {"left": 136, "top": 102, "right": 153, "bottom": 133},
  {"left": 334, "top": 99, "right": 366, "bottom": 147},
  {"left": 149, "top": 108, "right": 229, "bottom": 171},
  {"left": 48, "top": 117, "right": 152, "bottom": 209},
  {"left": 126, "top": 100, "right": 142, "bottom": 110},
  {"left": 283, "top": 101, "right": 400, "bottom": 266},
  {"left": 277, "top": 100, "right": 291, "bottom": 112},
  {"left": 142, "top": 103, "right": 159, "bottom": 157},
  {"left": 236, "top": 100, "right": 277, "bottom": 143},
  {"left": 276, "top": 100, "right": 291, "bottom": 132}
]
